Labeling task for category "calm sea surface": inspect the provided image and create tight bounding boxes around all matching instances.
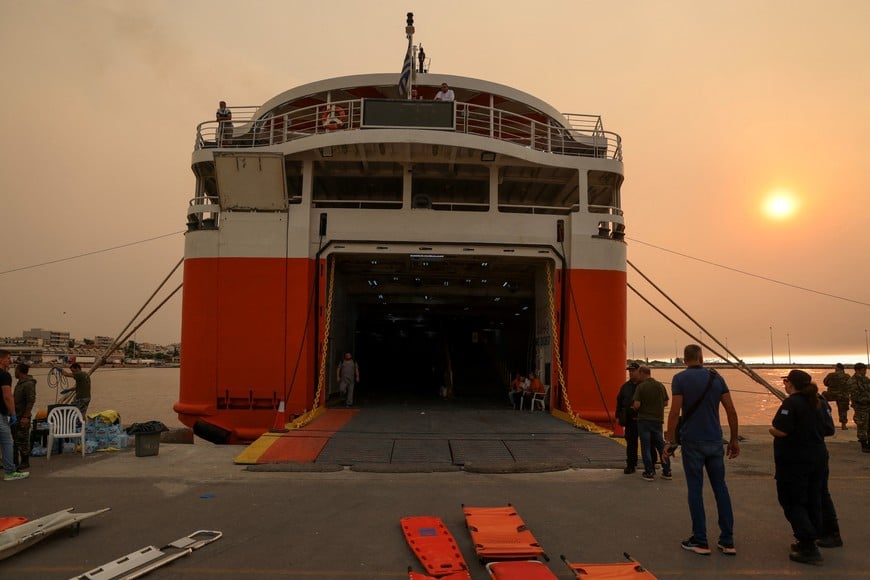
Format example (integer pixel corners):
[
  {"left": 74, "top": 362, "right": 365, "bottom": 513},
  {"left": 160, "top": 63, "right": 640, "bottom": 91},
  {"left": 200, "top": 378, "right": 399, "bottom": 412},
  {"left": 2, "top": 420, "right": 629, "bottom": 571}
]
[{"left": 28, "top": 366, "right": 841, "bottom": 428}]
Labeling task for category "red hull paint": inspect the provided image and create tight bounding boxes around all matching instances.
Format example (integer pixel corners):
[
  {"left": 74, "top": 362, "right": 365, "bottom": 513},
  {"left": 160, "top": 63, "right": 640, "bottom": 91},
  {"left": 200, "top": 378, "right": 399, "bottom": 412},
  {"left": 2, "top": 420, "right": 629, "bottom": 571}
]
[
  {"left": 176, "top": 257, "right": 317, "bottom": 443},
  {"left": 176, "top": 258, "right": 625, "bottom": 442},
  {"left": 557, "top": 268, "right": 626, "bottom": 427}
]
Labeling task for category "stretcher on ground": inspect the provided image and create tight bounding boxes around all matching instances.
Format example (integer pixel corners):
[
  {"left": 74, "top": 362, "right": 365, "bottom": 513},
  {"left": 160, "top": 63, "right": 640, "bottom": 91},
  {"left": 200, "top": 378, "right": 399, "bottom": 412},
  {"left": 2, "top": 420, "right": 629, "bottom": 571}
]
[
  {"left": 0, "top": 507, "right": 110, "bottom": 561},
  {"left": 74, "top": 529, "right": 222, "bottom": 579},
  {"left": 561, "top": 553, "right": 657, "bottom": 579},
  {"left": 401, "top": 516, "right": 470, "bottom": 578},
  {"left": 0, "top": 517, "right": 28, "bottom": 532},
  {"left": 485, "top": 560, "right": 559, "bottom": 579},
  {"left": 461, "top": 505, "right": 546, "bottom": 562},
  {"left": 407, "top": 569, "right": 473, "bottom": 580}
]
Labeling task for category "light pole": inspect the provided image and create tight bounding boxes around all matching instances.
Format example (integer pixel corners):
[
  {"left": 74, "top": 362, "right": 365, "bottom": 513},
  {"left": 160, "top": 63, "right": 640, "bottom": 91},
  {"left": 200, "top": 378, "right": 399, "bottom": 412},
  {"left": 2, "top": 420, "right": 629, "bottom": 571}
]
[
  {"left": 674, "top": 338, "right": 678, "bottom": 364},
  {"left": 769, "top": 326, "right": 774, "bottom": 364},
  {"left": 787, "top": 332, "right": 791, "bottom": 364},
  {"left": 643, "top": 335, "right": 647, "bottom": 362},
  {"left": 631, "top": 342, "right": 635, "bottom": 361},
  {"left": 865, "top": 329, "right": 869, "bottom": 365}
]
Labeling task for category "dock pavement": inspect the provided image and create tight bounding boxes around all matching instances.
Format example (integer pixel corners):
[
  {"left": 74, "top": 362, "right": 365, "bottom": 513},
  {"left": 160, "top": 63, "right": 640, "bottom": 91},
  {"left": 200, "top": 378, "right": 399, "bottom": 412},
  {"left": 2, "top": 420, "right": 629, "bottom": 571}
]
[{"left": 2, "top": 412, "right": 868, "bottom": 579}]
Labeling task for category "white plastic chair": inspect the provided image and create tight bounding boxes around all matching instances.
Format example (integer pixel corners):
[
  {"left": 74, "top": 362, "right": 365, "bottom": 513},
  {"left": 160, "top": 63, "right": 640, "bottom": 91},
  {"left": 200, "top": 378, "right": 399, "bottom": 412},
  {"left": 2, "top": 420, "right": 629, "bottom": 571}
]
[
  {"left": 47, "top": 406, "right": 86, "bottom": 460},
  {"left": 530, "top": 385, "right": 550, "bottom": 411}
]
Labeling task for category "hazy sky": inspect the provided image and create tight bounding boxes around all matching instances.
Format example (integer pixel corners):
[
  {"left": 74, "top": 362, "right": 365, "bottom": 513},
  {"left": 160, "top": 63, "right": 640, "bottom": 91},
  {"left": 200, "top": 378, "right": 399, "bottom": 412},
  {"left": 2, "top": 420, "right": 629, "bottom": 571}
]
[{"left": 1, "top": 1, "right": 868, "bottom": 361}]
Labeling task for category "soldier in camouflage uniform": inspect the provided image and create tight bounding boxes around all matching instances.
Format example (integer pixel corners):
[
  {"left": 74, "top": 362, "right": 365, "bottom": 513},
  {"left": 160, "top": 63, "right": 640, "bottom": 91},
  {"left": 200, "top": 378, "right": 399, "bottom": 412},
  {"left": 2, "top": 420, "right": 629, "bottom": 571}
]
[
  {"left": 823, "top": 363, "right": 851, "bottom": 429},
  {"left": 847, "top": 362, "right": 870, "bottom": 453},
  {"left": 12, "top": 363, "right": 36, "bottom": 470}
]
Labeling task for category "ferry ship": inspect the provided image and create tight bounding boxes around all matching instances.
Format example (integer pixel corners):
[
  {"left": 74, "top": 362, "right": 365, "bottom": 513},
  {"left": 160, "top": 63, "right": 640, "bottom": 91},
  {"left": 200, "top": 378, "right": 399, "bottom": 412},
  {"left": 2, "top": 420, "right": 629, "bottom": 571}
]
[{"left": 175, "top": 37, "right": 626, "bottom": 444}]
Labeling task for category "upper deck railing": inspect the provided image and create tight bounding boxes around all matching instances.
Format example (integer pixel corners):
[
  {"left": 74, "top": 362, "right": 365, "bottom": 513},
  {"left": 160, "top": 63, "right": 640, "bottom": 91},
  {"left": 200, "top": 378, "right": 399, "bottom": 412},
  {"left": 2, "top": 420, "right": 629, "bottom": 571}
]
[{"left": 195, "top": 100, "right": 622, "bottom": 161}]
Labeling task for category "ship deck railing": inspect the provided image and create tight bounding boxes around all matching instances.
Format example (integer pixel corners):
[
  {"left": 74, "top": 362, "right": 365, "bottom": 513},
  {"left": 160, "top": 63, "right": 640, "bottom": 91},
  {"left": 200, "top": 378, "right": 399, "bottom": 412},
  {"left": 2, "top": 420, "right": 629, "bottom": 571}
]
[{"left": 195, "top": 100, "right": 622, "bottom": 161}]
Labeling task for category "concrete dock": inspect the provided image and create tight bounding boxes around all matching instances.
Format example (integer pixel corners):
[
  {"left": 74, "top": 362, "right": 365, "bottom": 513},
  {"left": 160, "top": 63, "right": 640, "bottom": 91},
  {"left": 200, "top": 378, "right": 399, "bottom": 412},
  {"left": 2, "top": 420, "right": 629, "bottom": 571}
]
[{"left": 2, "top": 409, "right": 868, "bottom": 579}]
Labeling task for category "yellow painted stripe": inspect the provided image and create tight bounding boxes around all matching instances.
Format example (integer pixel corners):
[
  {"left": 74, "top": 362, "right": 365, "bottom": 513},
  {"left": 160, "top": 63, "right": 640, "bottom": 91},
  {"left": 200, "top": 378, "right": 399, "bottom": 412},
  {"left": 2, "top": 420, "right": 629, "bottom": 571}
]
[
  {"left": 233, "top": 406, "right": 330, "bottom": 464},
  {"left": 234, "top": 433, "right": 281, "bottom": 464}
]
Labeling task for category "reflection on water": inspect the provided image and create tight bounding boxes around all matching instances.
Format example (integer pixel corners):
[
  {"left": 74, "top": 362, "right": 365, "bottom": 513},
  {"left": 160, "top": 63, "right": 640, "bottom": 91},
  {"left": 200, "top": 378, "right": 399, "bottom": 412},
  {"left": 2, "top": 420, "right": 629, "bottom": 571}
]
[
  {"left": 655, "top": 367, "right": 838, "bottom": 426},
  {"left": 32, "top": 367, "right": 184, "bottom": 428},
  {"left": 27, "top": 366, "right": 844, "bottom": 428}
]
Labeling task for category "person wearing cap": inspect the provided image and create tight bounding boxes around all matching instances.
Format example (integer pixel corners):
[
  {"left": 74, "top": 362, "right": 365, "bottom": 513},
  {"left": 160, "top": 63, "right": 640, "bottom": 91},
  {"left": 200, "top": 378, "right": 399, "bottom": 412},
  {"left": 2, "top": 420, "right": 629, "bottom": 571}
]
[
  {"left": 664, "top": 344, "right": 739, "bottom": 556},
  {"left": 822, "top": 363, "right": 850, "bottom": 430},
  {"left": 847, "top": 362, "right": 870, "bottom": 452},
  {"left": 616, "top": 362, "right": 642, "bottom": 474},
  {"left": 770, "top": 369, "right": 835, "bottom": 565}
]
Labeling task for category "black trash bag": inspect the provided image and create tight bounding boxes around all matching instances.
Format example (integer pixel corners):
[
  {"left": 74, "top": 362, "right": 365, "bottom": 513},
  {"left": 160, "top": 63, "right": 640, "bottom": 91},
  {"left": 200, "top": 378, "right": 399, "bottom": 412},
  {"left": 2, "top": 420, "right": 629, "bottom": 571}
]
[{"left": 126, "top": 421, "right": 169, "bottom": 435}]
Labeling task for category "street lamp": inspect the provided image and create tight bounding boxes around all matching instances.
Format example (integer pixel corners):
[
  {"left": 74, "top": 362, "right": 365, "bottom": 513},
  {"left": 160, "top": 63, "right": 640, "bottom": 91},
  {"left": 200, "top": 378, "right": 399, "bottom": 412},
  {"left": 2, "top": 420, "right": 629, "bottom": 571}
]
[
  {"left": 643, "top": 335, "right": 647, "bottom": 362},
  {"left": 865, "top": 329, "right": 869, "bottom": 365},
  {"left": 787, "top": 332, "right": 791, "bottom": 364},
  {"left": 769, "top": 326, "right": 774, "bottom": 364}
]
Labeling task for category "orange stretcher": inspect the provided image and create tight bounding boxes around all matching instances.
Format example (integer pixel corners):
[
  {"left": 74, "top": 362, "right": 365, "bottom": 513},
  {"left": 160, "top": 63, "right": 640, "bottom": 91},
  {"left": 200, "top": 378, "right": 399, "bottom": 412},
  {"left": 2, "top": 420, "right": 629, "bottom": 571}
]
[
  {"left": 408, "top": 571, "right": 472, "bottom": 580},
  {"left": 401, "top": 516, "right": 470, "bottom": 578},
  {"left": 485, "top": 560, "right": 558, "bottom": 579},
  {"left": 0, "top": 518, "right": 27, "bottom": 533},
  {"left": 462, "top": 505, "right": 546, "bottom": 562},
  {"left": 561, "top": 553, "right": 657, "bottom": 579}
]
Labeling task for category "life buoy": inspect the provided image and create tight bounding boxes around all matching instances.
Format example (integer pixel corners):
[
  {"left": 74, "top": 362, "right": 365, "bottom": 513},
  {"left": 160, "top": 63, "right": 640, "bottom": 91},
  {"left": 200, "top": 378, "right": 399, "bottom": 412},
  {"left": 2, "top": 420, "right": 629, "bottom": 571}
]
[{"left": 321, "top": 105, "right": 346, "bottom": 130}]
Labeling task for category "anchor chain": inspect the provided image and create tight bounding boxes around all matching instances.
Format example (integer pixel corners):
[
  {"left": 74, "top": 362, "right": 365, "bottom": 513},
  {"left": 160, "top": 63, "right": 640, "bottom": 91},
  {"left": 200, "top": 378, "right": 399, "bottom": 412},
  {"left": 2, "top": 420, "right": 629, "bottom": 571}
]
[
  {"left": 546, "top": 264, "right": 582, "bottom": 428},
  {"left": 296, "top": 257, "right": 335, "bottom": 428}
]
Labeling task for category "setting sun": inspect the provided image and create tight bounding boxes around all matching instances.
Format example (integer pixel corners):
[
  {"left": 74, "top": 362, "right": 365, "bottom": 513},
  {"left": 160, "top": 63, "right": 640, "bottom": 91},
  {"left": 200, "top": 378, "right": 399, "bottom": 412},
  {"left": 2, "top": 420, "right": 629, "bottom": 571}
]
[{"left": 762, "top": 190, "right": 799, "bottom": 220}]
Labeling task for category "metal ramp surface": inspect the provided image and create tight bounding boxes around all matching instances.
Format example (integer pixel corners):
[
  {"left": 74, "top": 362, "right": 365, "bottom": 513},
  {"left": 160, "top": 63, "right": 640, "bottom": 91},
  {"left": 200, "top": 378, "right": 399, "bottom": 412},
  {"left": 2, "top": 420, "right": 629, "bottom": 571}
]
[{"left": 312, "top": 408, "right": 623, "bottom": 468}]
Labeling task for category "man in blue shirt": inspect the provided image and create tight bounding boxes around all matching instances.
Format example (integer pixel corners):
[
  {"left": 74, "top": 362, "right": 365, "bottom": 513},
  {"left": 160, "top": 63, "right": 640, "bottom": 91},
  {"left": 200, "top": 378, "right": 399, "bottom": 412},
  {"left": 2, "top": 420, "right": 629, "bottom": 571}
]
[{"left": 665, "top": 344, "right": 740, "bottom": 556}]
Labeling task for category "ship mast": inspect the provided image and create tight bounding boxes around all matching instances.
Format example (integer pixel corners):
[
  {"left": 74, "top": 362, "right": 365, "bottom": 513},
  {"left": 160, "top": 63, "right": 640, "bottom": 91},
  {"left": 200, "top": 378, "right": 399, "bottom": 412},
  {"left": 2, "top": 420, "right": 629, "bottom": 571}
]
[{"left": 403, "top": 12, "right": 415, "bottom": 99}]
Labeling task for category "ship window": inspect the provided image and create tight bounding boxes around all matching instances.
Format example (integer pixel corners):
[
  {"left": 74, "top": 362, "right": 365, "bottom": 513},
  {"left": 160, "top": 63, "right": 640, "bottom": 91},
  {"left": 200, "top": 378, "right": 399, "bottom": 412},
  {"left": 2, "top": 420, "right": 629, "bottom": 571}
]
[
  {"left": 312, "top": 161, "right": 403, "bottom": 209},
  {"left": 497, "top": 166, "right": 578, "bottom": 215},
  {"left": 286, "top": 160, "right": 303, "bottom": 204},
  {"left": 587, "top": 170, "right": 623, "bottom": 213},
  {"left": 411, "top": 163, "right": 488, "bottom": 212}
]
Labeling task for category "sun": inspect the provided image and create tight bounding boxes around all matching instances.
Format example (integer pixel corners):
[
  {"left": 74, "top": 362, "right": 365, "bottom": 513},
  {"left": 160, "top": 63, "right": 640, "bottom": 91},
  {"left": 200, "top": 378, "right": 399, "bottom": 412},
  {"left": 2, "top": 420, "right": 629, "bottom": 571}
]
[{"left": 762, "top": 189, "right": 799, "bottom": 220}]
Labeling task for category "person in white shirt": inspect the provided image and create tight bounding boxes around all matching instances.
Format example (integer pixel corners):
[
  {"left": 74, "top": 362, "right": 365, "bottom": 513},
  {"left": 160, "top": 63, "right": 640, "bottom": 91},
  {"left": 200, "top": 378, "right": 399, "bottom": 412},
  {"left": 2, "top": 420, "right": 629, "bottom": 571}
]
[{"left": 434, "top": 82, "right": 455, "bottom": 102}]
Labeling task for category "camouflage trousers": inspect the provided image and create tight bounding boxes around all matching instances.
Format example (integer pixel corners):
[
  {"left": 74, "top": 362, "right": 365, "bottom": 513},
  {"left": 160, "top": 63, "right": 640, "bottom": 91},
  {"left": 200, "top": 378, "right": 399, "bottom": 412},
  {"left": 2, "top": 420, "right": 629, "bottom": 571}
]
[
  {"left": 12, "top": 421, "right": 31, "bottom": 459},
  {"left": 828, "top": 392, "right": 851, "bottom": 425},
  {"left": 854, "top": 405, "right": 869, "bottom": 442}
]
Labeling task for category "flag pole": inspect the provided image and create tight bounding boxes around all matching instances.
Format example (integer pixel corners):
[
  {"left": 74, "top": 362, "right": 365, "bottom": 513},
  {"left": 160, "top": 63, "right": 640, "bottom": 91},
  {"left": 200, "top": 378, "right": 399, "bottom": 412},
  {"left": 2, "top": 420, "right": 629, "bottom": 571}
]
[{"left": 405, "top": 12, "right": 415, "bottom": 100}]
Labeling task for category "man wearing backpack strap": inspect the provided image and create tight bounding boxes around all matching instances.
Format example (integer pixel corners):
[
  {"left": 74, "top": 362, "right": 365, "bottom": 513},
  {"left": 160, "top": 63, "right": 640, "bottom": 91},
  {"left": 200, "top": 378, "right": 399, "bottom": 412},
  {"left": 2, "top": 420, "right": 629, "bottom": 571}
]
[{"left": 665, "top": 344, "right": 740, "bottom": 556}]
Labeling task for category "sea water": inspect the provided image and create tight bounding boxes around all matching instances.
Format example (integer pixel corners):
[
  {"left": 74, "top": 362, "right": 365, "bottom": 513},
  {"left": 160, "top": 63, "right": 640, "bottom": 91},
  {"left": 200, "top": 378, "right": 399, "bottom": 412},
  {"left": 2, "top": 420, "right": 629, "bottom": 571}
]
[{"left": 27, "top": 365, "right": 850, "bottom": 428}]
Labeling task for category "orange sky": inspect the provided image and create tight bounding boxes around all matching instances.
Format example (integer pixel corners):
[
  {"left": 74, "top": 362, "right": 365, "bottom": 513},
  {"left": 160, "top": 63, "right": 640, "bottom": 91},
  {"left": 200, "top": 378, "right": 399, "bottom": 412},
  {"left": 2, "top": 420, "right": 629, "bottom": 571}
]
[{"left": 1, "top": 1, "right": 868, "bottom": 360}]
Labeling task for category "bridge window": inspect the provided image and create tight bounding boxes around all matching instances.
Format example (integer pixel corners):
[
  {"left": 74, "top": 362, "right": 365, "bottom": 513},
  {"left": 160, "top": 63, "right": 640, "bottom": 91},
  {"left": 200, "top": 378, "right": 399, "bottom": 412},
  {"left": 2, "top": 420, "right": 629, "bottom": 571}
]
[
  {"left": 498, "top": 166, "right": 579, "bottom": 215},
  {"left": 313, "top": 161, "right": 403, "bottom": 209},
  {"left": 587, "top": 170, "right": 623, "bottom": 213},
  {"left": 411, "top": 162, "right": 489, "bottom": 212}
]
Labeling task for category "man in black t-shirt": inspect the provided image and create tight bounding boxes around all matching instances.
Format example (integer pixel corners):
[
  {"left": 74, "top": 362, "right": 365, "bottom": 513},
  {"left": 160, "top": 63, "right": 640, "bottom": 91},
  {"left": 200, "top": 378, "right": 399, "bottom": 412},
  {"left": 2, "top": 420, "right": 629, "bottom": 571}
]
[{"left": 0, "top": 349, "right": 29, "bottom": 480}]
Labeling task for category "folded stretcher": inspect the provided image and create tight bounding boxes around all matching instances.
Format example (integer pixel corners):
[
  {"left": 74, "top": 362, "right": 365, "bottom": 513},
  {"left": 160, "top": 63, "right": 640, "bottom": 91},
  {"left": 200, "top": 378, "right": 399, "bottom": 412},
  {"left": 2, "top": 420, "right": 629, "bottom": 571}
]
[
  {"left": 462, "top": 505, "right": 546, "bottom": 562},
  {"left": 485, "top": 560, "right": 559, "bottom": 579},
  {"left": 561, "top": 553, "right": 657, "bottom": 579}
]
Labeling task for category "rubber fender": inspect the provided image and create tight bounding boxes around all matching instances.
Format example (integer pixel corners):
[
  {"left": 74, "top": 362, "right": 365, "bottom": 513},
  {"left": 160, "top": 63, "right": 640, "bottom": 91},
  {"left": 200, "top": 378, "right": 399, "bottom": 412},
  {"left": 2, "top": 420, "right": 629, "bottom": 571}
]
[{"left": 193, "top": 420, "right": 231, "bottom": 444}]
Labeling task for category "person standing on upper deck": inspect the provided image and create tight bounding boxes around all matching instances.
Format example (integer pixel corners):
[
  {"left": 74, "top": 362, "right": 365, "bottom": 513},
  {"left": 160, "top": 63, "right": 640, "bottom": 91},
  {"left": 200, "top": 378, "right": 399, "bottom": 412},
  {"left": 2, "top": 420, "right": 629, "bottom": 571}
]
[
  {"left": 216, "top": 100, "right": 232, "bottom": 146},
  {"left": 433, "top": 83, "right": 454, "bottom": 102}
]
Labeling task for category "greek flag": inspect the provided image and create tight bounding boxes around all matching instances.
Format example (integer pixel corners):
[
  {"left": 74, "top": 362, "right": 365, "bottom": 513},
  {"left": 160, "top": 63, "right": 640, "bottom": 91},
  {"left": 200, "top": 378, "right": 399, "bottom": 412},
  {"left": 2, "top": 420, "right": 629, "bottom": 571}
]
[{"left": 398, "top": 38, "right": 412, "bottom": 97}]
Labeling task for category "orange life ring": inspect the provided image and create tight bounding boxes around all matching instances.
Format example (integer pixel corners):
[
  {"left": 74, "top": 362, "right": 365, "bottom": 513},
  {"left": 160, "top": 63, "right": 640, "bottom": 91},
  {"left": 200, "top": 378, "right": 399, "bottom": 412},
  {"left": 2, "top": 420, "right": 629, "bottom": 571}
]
[{"left": 321, "top": 105, "right": 346, "bottom": 130}]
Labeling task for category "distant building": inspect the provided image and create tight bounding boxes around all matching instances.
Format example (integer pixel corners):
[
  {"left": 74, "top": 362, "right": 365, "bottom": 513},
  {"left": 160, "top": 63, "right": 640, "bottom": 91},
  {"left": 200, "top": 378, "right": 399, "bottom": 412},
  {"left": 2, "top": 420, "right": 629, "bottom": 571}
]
[
  {"left": 23, "top": 327, "right": 70, "bottom": 349},
  {"left": 95, "top": 336, "right": 113, "bottom": 350}
]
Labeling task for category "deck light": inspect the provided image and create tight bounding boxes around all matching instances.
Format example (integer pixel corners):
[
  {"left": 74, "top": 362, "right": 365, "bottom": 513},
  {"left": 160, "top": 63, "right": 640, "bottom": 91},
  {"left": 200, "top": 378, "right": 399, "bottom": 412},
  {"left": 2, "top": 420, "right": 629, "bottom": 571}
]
[
  {"left": 319, "top": 147, "right": 333, "bottom": 157},
  {"left": 480, "top": 152, "right": 496, "bottom": 162},
  {"left": 612, "top": 223, "right": 626, "bottom": 241}
]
